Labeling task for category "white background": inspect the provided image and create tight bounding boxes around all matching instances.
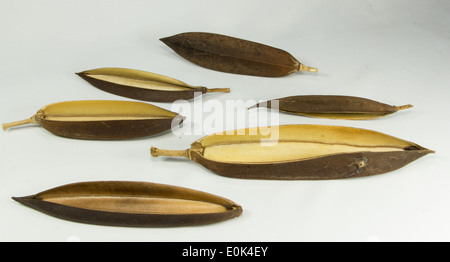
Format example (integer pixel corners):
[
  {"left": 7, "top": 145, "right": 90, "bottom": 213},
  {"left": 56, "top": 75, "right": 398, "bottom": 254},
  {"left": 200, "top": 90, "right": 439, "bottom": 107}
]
[{"left": 1, "top": 0, "right": 449, "bottom": 242}]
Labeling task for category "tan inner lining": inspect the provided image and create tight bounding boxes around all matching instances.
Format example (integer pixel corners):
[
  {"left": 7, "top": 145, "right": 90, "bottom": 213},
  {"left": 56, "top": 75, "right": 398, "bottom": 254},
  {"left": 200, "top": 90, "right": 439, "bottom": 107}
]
[
  {"left": 202, "top": 141, "right": 404, "bottom": 163},
  {"left": 39, "top": 100, "right": 178, "bottom": 121},
  {"left": 89, "top": 75, "right": 193, "bottom": 91},
  {"left": 45, "top": 196, "right": 227, "bottom": 214},
  {"left": 43, "top": 115, "right": 170, "bottom": 121}
]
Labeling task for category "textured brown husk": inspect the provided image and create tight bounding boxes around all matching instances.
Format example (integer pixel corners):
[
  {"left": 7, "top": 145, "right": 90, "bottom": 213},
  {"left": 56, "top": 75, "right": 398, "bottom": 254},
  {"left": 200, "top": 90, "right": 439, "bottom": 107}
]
[
  {"left": 37, "top": 117, "right": 181, "bottom": 140},
  {"left": 189, "top": 150, "right": 430, "bottom": 180},
  {"left": 12, "top": 181, "right": 243, "bottom": 227},
  {"left": 250, "top": 95, "right": 412, "bottom": 120},
  {"left": 160, "top": 32, "right": 316, "bottom": 77}
]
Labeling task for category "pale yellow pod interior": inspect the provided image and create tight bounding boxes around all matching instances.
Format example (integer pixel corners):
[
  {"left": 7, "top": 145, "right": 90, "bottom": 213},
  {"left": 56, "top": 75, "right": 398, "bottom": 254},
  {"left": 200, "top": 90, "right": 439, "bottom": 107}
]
[
  {"left": 197, "top": 125, "right": 415, "bottom": 164},
  {"left": 82, "top": 68, "right": 196, "bottom": 91},
  {"left": 40, "top": 100, "right": 179, "bottom": 121},
  {"left": 45, "top": 196, "right": 227, "bottom": 215}
]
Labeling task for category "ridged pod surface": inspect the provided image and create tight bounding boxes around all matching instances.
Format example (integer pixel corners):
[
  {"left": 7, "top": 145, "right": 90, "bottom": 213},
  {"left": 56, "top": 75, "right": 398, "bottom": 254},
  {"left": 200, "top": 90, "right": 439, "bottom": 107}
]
[
  {"left": 249, "top": 95, "right": 413, "bottom": 120},
  {"left": 160, "top": 32, "right": 318, "bottom": 77}
]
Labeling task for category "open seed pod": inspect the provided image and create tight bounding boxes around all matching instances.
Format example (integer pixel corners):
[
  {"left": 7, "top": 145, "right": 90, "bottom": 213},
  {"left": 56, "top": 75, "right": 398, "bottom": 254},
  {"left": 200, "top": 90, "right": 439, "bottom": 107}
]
[
  {"left": 12, "top": 181, "right": 242, "bottom": 227},
  {"left": 76, "top": 68, "right": 230, "bottom": 102},
  {"left": 151, "top": 125, "right": 433, "bottom": 180},
  {"left": 160, "top": 32, "right": 318, "bottom": 77},
  {"left": 2, "top": 100, "right": 184, "bottom": 140},
  {"left": 249, "top": 95, "right": 413, "bottom": 120}
]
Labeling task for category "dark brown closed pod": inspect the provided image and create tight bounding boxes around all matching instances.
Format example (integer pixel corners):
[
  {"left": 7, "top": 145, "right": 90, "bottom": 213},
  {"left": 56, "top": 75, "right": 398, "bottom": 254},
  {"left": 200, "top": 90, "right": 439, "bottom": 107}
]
[{"left": 160, "top": 32, "right": 318, "bottom": 77}]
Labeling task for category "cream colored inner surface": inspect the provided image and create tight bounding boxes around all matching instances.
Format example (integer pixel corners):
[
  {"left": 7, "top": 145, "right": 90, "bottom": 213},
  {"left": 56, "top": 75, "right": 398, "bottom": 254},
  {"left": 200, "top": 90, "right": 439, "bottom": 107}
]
[
  {"left": 44, "top": 115, "right": 169, "bottom": 121},
  {"left": 202, "top": 141, "right": 403, "bottom": 164},
  {"left": 45, "top": 196, "right": 227, "bottom": 214},
  {"left": 89, "top": 75, "right": 194, "bottom": 91},
  {"left": 40, "top": 100, "right": 177, "bottom": 121}
]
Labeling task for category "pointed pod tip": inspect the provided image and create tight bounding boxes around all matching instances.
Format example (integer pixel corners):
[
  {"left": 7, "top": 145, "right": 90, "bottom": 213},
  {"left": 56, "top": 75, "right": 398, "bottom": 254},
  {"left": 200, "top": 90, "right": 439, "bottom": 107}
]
[
  {"left": 11, "top": 196, "right": 28, "bottom": 204},
  {"left": 248, "top": 104, "right": 259, "bottom": 110},
  {"left": 159, "top": 37, "right": 169, "bottom": 44},
  {"left": 179, "top": 115, "right": 187, "bottom": 123}
]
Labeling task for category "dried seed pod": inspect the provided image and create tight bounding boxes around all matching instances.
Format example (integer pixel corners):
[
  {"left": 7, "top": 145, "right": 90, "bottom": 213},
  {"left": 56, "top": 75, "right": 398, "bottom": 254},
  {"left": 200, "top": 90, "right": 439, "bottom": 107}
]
[
  {"left": 249, "top": 95, "right": 413, "bottom": 120},
  {"left": 160, "top": 32, "right": 318, "bottom": 77},
  {"left": 151, "top": 125, "right": 433, "bottom": 180},
  {"left": 76, "top": 68, "right": 230, "bottom": 102},
  {"left": 12, "top": 181, "right": 242, "bottom": 227},
  {"left": 2, "top": 100, "right": 184, "bottom": 140}
]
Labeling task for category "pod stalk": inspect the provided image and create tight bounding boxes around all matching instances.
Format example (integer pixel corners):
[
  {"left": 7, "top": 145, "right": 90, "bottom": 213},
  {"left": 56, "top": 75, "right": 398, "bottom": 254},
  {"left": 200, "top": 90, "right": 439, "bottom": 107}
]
[
  {"left": 151, "top": 147, "right": 188, "bottom": 158},
  {"left": 206, "top": 88, "right": 230, "bottom": 93},
  {"left": 2, "top": 116, "right": 36, "bottom": 131},
  {"left": 299, "top": 64, "right": 318, "bottom": 73},
  {"left": 395, "top": 104, "right": 413, "bottom": 111}
]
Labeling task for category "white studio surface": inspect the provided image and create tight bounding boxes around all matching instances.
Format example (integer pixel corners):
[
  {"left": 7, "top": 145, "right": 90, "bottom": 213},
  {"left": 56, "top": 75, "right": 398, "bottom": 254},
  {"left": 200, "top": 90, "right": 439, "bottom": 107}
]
[{"left": 0, "top": 0, "right": 449, "bottom": 242}]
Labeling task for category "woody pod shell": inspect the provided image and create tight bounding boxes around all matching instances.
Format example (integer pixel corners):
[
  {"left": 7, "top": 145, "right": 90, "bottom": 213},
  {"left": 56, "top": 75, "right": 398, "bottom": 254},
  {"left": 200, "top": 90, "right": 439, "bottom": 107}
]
[{"left": 12, "top": 181, "right": 243, "bottom": 227}]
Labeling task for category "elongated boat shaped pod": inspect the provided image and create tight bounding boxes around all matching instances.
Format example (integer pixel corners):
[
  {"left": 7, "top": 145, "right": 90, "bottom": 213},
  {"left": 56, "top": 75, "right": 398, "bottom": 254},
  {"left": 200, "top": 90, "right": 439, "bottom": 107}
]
[
  {"left": 2, "top": 100, "right": 184, "bottom": 140},
  {"left": 76, "top": 68, "right": 230, "bottom": 102},
  {"left": 151, "top": 125, "right": 434, "bottom": 180},
  {"left": 160, "top": 32, "right": 318, "bottom": 77},
  {"left": 249, "top": 95, "right": 413, "bottom": 120},
  {"left": 12, "top": 181, "right": 242, "bottom": 227}
]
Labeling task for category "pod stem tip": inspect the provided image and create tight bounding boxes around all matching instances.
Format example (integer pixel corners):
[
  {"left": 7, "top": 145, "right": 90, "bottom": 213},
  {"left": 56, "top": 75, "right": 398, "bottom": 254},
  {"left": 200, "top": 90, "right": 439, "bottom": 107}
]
[
  {"left": 2, "top": 117, "right": 36, "bottom": 131},
  {"left": 151, "top": 147, "right": 188, "bottom": 158},
  {"left": 300, "top": 64, "right": 318, "bottom": 73},
  {"left": 396, "top": 104, "right": 413, "bottom": 111},
  {"left": 206, "top": 87, "right": 231, "bottom": 93}
]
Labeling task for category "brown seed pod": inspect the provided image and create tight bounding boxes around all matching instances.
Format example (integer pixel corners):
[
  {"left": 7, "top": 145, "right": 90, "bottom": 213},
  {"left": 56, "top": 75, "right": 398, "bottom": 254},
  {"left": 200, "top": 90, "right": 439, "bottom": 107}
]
[
  {"left": 76, "top": 68, "right": 230, "bottom": 102},
  {"left": 2, "top": 100, "right": 184, "bottom": 140},
  {"left": 160, "top": 32, "right": 318, "bottom": 77},
  {"left": 12, "top": 181, "right": 242, "bottom": 227},
  {"left": 151, "top": 125, "right": 433, "bottom": 180},
  {"left": 249, "top": 95, "right": 413, "bottom": 120}
]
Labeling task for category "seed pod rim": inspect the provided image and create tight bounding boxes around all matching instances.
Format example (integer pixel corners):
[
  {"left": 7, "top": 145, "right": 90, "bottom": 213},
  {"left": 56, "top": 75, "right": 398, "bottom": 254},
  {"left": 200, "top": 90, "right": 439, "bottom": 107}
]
[
  {"left": 12, "top": 181, "right": 243, "bottom": 227},
  {"left": 76, "top": 67, "right": 230, "bottom": 102},
  {"left": 2, "top": 100, "right": 184, "bottom": 140},
  {"left": 151, "top": 124, "right": 434, "bottom": 180}
]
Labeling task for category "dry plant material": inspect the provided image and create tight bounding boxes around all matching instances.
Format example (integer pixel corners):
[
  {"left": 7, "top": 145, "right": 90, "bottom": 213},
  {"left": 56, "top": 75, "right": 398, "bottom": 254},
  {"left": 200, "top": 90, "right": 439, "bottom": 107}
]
[
  {"left": 151, "top": 125, "right": 433, "bottom": 180},
  {"left": 77, "top": 67, "right": 230, "bottom": 102},
  {"left": 12, "top": 181, "right": 242, "bottom": 227},
  {"left": 249, "top": 95, "right": 413, "bottom": 120},
  {"left": 160, "top": 32, "right": 318, "bottom": 77},
  {"left": 2, "top": 100, "right": 184, "bottom": 140}
]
